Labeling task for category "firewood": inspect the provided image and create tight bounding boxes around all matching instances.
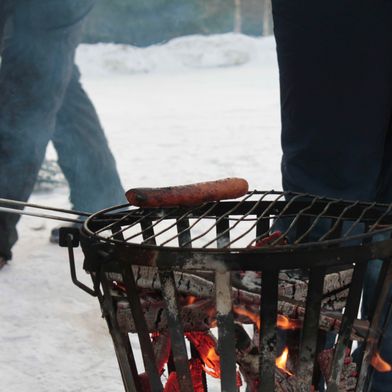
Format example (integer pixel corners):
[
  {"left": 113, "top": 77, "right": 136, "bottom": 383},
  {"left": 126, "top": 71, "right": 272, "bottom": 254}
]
[
  {"left": 107, "top": 266, "right": 351, "bottom": 307},
  {"left": 318, "top": 348, "right": 358, "bottom": 391}
]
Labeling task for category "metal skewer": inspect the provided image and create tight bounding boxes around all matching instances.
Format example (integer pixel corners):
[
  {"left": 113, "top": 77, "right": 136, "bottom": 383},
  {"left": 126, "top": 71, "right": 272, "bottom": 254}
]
[
  {"left": 0, "top": 198, "right": 89, "bottom": 216},
  {"left": 0, "top": 206, "right": 83, "bottom": 224}
]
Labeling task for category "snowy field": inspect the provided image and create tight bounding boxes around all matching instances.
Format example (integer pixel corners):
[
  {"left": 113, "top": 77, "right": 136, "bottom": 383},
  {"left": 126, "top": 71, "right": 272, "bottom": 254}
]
[{"left": 0, "top": 34, "right": 282, "bottom": 391}]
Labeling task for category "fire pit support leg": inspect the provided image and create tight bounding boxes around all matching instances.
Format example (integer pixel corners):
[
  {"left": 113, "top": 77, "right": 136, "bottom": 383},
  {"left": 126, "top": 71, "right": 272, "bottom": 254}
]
[
  {"left": 100, "top": 271, "right": 141, "bottom": 392},
  {"left": 258, "top": 268, "right": 279, "bottom": 391},
  {"left": 356, "top": 258, "right": 392, "bottom": 391},
  {"left": 159, "top": 270, "right": 195, "bottom": 392},
  {"left": 121, "top": 263, "right": 164, "bottom": 391},
  {"left": 326, "top": 260, "right": 367, "bottom": 392},
  {"left": 216, "top": 269, "right": 238, "bottom": 392},
  {"left": 296, "top": 267, "right": 326, "bottom": 391}
]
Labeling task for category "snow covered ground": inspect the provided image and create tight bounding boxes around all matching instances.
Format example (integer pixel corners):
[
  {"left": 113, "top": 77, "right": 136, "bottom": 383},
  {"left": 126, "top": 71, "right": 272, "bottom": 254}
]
[{"left": 0, "top": 34, "right": 282, "bottom": 392}]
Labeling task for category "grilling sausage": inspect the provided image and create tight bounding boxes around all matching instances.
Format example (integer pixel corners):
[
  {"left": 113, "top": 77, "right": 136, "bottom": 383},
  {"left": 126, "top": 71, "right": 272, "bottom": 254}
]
[{"left": 125, "top": 178, "right": 249, "bottom": 207}]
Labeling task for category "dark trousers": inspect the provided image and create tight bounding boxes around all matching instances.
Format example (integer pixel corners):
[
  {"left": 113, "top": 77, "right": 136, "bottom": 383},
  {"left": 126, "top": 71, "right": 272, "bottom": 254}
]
[
  {"left": 274, "top": 0, "right": 392, "bottom": 202},
  {"left": 272, "top": 1, "right": 392, "bottom": 391},
  {"left": 0, "top": 0, "right": 125, "bottom": 259}
]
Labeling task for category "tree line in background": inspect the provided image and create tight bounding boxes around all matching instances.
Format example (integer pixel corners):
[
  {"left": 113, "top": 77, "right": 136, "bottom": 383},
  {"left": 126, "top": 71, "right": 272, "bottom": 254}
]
[{"left": 82, "top": 0, "right": 272, "bottom": 47}]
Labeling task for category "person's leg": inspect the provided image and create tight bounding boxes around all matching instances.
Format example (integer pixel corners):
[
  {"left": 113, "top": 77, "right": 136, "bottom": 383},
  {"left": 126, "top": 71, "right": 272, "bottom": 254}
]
[
  {"left": 273, "top": 0, "right": 392, "bottom": 202},
  {"left": 0, "top": 0, "right": 94, "bottom": 259},
  {"left": 272, "top": 2, "right": 392, "bottom": 390},
  {"left": 52, "top": 65, "right": 125, "bottom": 213},
  {"left": 365, "top": 124, "right": 392, "bottom": 390}
]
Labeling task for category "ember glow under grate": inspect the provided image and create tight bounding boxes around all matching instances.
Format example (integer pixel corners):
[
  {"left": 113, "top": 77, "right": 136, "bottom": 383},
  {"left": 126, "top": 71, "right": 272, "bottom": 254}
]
[{"left": 61, "top": 190, "right": 392, "bottom": 391}]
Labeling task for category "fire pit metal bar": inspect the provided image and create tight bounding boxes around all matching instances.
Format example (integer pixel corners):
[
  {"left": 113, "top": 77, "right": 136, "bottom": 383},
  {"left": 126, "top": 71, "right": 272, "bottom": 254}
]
[
  {"left": 369, "top": 203, "right": 392, "bottom": 232},
  {"left": 256, "top": 211, "right": 270, "bottom": 238},
  {"left": 125, "top": 209, "right": 178, "bottom": 243},
  {"left": 98, "top": 210, "right": 154, "bottom": 237},
  {"left": 257, "top": 194, "right": 305, "bottom": 247},
  {"left": 159, "top": 270, "right": 195, "bottom": 392},
  {"left": 271, "top": 197, "right": 320, "bottom": 246},
  {"left": 327, "top": 259, "right": 368, "bottom": 391},
  {"left": 296, "top": 267, "right": 326, "bottom": 391},
  {"left": 259, "top": 268, "right": 279, "bottom": 391},
  {"left": 357, "top": 258, "right": 392, "bottom": 391},
  {"left": 121, "top": 263, "right": 164, "bottom": 391},
  {"left": 203, "top": 190, "right": 260, "bottom": 248},
  {"left": 319, "top": 203, "right": 359, "bottom": 241},
  {"left": 100, "top": 271, "right": 142, "bottom": 392},
  {"left": 343, "top": 202, "right": 378, "bottom": 239},
  {"left": 215, "top": 219, "right": 238, "bottom": 391},
  {"left": 140, "top": 219, "right": 157, "bottom": 245},
  {"left": 185, "top": 196, "right": 249, "bottom": 248},
  {"left": 216, "top": 269, "right": 238, "bottom": 392},
  {"left": 244, "top": 193, "right": 286, "bottom": 248},
  {"left": 177, "top": 219, "right": 192, "bottom": 248},
  {"left": 295, "top": 200, "right": 340, "bottom": 244}
]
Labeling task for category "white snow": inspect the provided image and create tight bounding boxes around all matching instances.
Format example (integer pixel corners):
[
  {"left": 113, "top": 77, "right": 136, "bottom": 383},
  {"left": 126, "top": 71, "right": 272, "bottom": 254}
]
[{"left": 0, "top": 33, "right": 282, "bottom": 391}]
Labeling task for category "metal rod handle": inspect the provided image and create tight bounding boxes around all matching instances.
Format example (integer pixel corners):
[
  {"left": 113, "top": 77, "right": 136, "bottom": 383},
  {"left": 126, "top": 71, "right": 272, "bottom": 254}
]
[
  {"left": 0, "top": 197, "right": 90, "bottom": 216},
  {"left": 0, "top": 205, "right": 83, "bottom": 224}
]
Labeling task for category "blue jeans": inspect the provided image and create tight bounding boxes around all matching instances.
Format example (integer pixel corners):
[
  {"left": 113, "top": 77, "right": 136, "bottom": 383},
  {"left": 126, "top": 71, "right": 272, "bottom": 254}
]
[{"left": 0, "top": 0, "right": 126, "bottom": 259}]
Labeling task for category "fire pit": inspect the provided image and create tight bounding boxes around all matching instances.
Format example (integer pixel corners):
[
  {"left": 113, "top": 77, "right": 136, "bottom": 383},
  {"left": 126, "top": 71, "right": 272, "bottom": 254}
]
[{"left": 60, "top": 189, "right": 392, "bottom": 391}]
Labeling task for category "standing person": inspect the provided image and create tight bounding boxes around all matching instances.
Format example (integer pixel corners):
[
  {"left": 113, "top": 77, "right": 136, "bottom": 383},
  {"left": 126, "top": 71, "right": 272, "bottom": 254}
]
[
  {"left": 272, "top": 1, "right": 392, "bottom": 391},
  {"left": 0, "top": 0, "right": 126, "bottom": 268}
]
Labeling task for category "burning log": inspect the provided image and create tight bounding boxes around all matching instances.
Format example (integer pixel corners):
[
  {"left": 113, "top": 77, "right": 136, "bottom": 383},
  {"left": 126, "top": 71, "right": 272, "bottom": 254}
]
[
  {"left": 234, "top": 323, "right": 300, "bottom": 392},
  {"left": 111, "top": 265, "right": 352, "bottom": 332},
  {"left": 117, "top": 296, "right": 216, "bottom": 333},
  {"left": 318, "top": 348, "right": 358, "bottom": 391},
  {"left": 163, "top": 359, "right": 205, "bottom": 392},
  {"left": 119, "top": 298, "right": 362, "bottom": 392},
  {"left": 116, "top": 291, "right": 366, "bottom": 341},
  {"left": 108, "top": 266, "right": 351, "bottom": 308},
  {"left": 111, "top": 265, "right": 360, "bottom": 391},
  {"left": 185, "top": 332, "right": 220, "bottom": 378},
  {"left": 137, "top": 331, "right": 171, "bottom": 392}
]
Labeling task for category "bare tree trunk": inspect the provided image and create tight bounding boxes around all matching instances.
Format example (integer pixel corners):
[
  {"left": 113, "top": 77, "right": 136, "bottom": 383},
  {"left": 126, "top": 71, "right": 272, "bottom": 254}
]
[
  {"left": 262, "top": 0, "right": 273, "bottom": 36},
  {"left": 234, "top": 0, "right": 242, "bottom": 33}
]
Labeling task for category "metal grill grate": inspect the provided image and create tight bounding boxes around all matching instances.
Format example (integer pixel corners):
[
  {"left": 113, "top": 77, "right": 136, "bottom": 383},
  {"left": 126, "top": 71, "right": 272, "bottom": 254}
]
[{"left": 84, "top": 191, "right": 392, "bottom": 250}]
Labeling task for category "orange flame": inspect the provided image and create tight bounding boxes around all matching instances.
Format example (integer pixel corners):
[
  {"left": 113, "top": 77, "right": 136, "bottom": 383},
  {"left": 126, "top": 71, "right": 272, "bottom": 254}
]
[
  {"left": 277, "top": 315, "right": 302, "bottom": 330},
  {"left": 276, "top": 347, "right": 293, "bottom": 376},
  {"left": 186, "top": 332, "right": 221, "bottom": 378},
  {"left": 371, "top": 352, "right": 392, "bottom": 372},
  {"left": 233, "top": 307, "right": 301, "bottom": 332},
  {"left": 233, "top": 306, "right": 261, "bottom": 330}
]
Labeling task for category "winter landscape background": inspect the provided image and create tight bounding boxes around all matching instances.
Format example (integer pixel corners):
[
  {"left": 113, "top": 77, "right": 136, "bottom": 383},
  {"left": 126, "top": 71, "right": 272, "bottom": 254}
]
[{"left": 0, "top": 33, "right": 282, "bottom": 391}]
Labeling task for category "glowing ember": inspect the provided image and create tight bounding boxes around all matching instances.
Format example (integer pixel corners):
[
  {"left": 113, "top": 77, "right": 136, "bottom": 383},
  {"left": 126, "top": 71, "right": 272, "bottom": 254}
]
[
  {"left": 163, "top": 372, "right": 179, "bottom": 392},
  {"left": 276, "top": 347, "right": 293, "bottom": 376},
  {"left": 163, "top": 359, "right": 205, "bottom": 392},
  {"left": 253, "top": 230, "right": 287, "bottom": 247},
  {"left": 185, "top": 295, "right": 198, "bottom": 305},
  {"left": 186, "top": 332, "right": 221, "bottom": 378},
  {"left": 371, "top": 352, "right": 392, "bottom": 372}
]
